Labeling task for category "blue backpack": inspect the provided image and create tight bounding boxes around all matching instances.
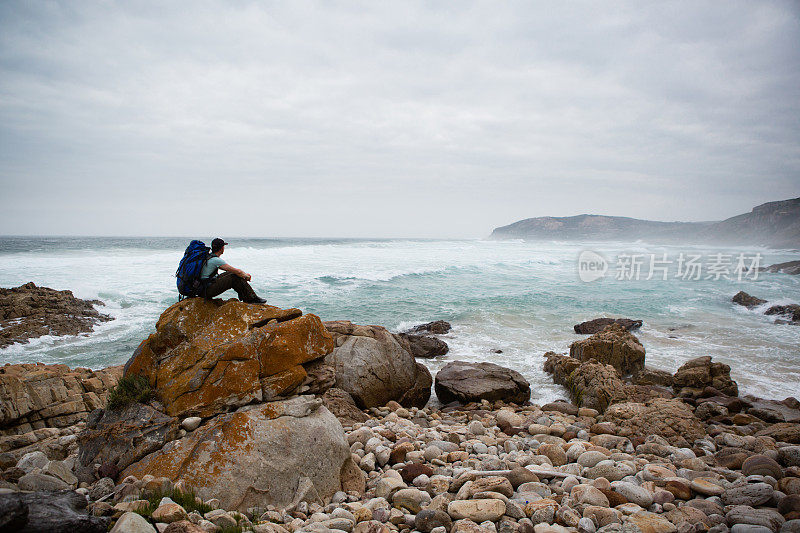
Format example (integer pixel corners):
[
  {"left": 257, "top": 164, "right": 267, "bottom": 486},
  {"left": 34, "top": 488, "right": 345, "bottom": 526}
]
[{"left": 176, "top": 240, "right": 212, "bottom": 299}]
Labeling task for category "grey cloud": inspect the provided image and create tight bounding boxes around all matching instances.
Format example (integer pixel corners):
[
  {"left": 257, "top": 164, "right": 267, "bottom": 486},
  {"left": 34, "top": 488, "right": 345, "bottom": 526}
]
[{"left": 1, "top": 1, "right": 799, "bottom": 237}]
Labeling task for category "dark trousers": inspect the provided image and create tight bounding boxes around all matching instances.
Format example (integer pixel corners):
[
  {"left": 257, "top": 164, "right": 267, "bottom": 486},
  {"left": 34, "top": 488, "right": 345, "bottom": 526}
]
[{"left": 203, "top": 273, "right": 259, "bottom": 302}]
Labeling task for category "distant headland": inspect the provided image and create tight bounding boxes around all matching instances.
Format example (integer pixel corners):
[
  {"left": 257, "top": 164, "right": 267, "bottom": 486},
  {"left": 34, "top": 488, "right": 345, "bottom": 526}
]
[{"left": 491, "top": 197, "right": 800, "bottom": 249}]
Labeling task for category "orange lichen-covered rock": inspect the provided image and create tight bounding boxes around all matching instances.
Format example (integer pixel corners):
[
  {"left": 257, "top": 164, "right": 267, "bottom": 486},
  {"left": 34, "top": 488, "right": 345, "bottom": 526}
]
[
  {"left": 123, "top": 298, "right": 333, "bottom": 417},
  {"left": 120, "top": 397, "right": 349, "bottom": 511}
]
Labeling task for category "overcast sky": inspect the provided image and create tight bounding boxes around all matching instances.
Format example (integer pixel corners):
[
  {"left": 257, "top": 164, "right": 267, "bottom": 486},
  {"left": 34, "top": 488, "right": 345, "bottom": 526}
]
[{"left": 1, "top": 1, "right": 799, "bottom": 238}]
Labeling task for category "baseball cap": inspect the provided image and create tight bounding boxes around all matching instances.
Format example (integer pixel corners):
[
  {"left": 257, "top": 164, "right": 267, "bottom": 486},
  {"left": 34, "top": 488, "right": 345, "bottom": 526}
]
[{"left": 211, "top": 238, "right": 228, "bottom": 251}]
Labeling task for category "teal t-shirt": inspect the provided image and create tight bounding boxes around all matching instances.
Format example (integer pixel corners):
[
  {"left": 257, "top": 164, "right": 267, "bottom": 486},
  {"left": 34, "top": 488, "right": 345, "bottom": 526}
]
[{"left": 201, "top": 256, "right": 226, "bottom": 279}]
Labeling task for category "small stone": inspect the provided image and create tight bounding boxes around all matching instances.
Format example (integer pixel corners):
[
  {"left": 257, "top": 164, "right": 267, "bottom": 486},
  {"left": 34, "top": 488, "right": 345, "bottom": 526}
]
[
  {"left": 448, "top": 499, "right": 506, "bottom": 523},
  {"left": 722, "top": 483, "right": 774, "bottom": 507},
  {"left": 537, "top": 444, "right": 567, "bottom": 467},
  {"left": 466, "top": 477, "right": 514, "bottom": 499},
  {"left": 392, "top": 488, "right": 431, "bottom": 513},
  {"left": 90, "top": 477, "right": 117, "bottom": 500},
  {"left": 725, "top": 505, "right": 785, "bottom": 532},
  {"left": 17, "top": 471, "right": 71, "bottom": 491},
  {"left": 468, "top": 421, "right": 486, "bottom": 436},
  {"left": 415, "top": 509, "right": 453, "bottom": 533},
  {"left": 526, "top": 499, "right": 558, "bottom": 525},
  {"left": 577, "top": 517, "right": 596, "bottom": 533},
  {"left": 16, "top": 451, "right": 48, "bottom": 473},
  {"left": 610, "top": 481, "right": 653, "bottom": 508},
  {"left": 665, "top": 478, "right": 692, "bottom": 500},
  {"left": 153, "top": 503, "right": 189, "bottom": 523},
  {"left": 181, "top": 417, "right": 202, "bottom": 431},
  {"left": 111, "top": 511, "right": 158, "bottom": 533},
  {"left": 690, "top": 478, "right": 725, "bottom": 496},
  {"left": 577, "top": 451, "right": 607, "bottom": 468},
  {"left": 204, "top": 510, "right": 237, "bottom": 529},
  {"left": 424, "top": 446, "right": 444, "bottom": 462},
  {"left": 571, "top": 484, "right": 609, "bottom": 507},
  {"left": 42, "top": 460, "right": 78, "bottom": 487},
  {"left": 585, "top": 462, "right": 626, "bottom": 481}
]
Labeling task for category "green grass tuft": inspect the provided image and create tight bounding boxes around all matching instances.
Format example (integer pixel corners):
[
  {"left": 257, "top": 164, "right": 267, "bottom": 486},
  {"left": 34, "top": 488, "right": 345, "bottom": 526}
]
[
  {"left": 107, "top": 375, "right": 155, "bottom": 410},
  {"left": 131, "top": 486, "right": 250, "bottom": 531},
  {"left": 136, "top": 486, "right": 214, "bottom": 517}
]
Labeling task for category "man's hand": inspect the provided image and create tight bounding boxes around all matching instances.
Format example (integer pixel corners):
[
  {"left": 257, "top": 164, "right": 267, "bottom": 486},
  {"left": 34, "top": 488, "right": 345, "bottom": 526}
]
[{"left": 243, "top": 273, "right": 252, "bottom": 281}]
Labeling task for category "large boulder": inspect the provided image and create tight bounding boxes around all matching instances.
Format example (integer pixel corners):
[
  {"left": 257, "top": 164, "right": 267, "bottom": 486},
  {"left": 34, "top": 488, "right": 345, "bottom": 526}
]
[
  {"left": 76, "top": 402, "right": 179, "bottom": 483},
  {"left": 602, "top": 398, "right": 705, "bottom": 447},
  {"left": 573, "top": 318, "right": 642, "bottom": 335},
  {"left": 324, "top": 321, "right": 431, "bottom": 408},
  {"left": 120, "top": 396, "right": 350, "bottom": 512},
  {"left": 544, "top": 353, "right": 627, "bottom": 413},
  {"left": 0, "top": 363, "right": 122, "bottom": 458},
  {"left": 434, "top": 361, "right": 530, "bottom": 405},
  {"left": 569, "top": 323, "right": 645, "bottom": 376},
  {"left": 396, "top": 333, "right": 449, "bottom": 359},
  {"left": 672, "top": 356, "right": 738, "bottom": 397},
  {"left": 0, "top": 282, "right": 113, "bottom": 348},
  {"left": 124, "top": 298, "right": 334, "bottom": 418},
  {"left": 0, "top": 490, "right": 108, "bottom": 533}
]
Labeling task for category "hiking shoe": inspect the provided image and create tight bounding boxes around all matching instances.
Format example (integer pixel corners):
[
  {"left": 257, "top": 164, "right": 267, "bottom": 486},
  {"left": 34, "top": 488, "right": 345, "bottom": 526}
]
[{"left": 248, "top": 297, "right": 267, "bottom": 304}]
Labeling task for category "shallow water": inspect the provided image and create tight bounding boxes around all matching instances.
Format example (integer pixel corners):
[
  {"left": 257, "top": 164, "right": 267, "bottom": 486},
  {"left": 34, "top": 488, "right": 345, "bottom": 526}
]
[{"left": 1, "top": 237, "right": 798, "bottom": 404}]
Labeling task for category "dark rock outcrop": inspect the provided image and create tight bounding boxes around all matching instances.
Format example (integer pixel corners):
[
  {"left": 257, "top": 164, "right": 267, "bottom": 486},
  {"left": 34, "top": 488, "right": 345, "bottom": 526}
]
[
  {"left": 560, "top": 358, "right": 628, "bottom": 413},
  {"left": 672, "top": 356, "right": 738, "bottom": 398},
  {"left": 0, "top": 282, "right": 113, "bottom": 348},
  {"left": 396, "top": 333, "right": 449, "bottom": 358},
  {"left": 406, "top": 321, "right": 451, "bottom": 335},
  {"left": 434, "top": 361, "right": 530, "bottom": 405},
  {"left": 762, "top": 260, "right": 800, "bottom": 275},
  {"left": 573, "top": 318, "right": 642, "bottom": 335},
  {"left": 0, "top": 490, "right": 108, "bottom": 533},
  {"left": 543, "top": 352, "right": 669, "bottom": 413},
  {"left": 765, "top": 304, "right": 800, "bottom": 322},
  {"left": 732, "top": 291, "right": 767, "bottom": 308},
  {"left": 76, "top": 402, "right": 179, "bottom": 483},
  {"left": 569, "top": 323, "right": 645, "bottom": 376},
  {"left": 732, "top": 291, "right": 799, "bottom": 325}
]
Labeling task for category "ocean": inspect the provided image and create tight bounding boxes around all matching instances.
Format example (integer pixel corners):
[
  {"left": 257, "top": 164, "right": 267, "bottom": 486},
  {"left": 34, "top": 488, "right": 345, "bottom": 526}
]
[{"left": 1, "top": 236, "right": 798, "bottom": 404}]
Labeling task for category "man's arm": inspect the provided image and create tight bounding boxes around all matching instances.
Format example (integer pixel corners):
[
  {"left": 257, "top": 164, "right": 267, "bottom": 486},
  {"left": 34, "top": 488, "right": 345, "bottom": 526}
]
[{"left": 219, "top": 263, "right": 251, "bottom": 281}]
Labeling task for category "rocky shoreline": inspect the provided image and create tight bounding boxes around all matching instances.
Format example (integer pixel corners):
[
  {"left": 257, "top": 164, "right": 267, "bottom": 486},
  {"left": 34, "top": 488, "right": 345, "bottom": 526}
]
[
  {"left": 0, "top": 297, "right": 799, "bottom": 532},
  {"left": 0, "top": 282, "right": 113, "bottom": 348}
]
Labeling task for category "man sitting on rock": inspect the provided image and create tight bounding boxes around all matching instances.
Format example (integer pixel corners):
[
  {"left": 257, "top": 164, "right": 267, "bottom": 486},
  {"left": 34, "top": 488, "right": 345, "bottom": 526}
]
[{"left": 201, "top": 238, "right": 267, "bottom": 304}]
